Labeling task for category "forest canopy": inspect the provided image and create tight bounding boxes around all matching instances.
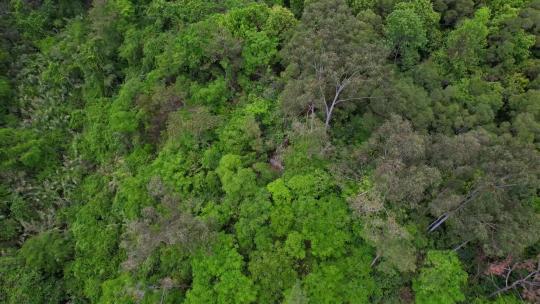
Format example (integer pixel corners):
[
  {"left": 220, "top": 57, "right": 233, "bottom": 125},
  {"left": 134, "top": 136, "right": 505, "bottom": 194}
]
[{"left": 0, "top": 0, "right": 539, "bottom": 303}]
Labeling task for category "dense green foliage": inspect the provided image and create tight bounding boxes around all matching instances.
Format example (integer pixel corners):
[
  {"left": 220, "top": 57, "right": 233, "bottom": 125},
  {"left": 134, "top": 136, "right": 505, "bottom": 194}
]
[{"left": 1, "top": 0, "right": 539, "bottom": 303}]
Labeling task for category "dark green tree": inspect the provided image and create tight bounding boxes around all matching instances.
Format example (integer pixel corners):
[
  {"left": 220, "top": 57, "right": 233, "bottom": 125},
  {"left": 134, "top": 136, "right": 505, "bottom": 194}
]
[{"left": 281, "top": 0, "right": 387, "bottom": 129}]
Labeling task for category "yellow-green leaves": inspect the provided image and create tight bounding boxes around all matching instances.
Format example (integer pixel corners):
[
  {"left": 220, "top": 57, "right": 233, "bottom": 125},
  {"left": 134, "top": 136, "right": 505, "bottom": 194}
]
[
  {"left": 413, "top": 251, "right": 468, "bottom": 304},
  {"left": 186, "top": 234, "right": 256, "bottom": 304}
]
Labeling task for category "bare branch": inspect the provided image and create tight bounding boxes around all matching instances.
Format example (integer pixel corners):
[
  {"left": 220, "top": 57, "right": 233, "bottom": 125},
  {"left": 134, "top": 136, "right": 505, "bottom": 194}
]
[
  {"left": 335, "top": 96, "right": 383, "bottom": 105},
  {"left": 452, "top": 240, "right": 469, "bottom": 251},
  {"left": 489, "top": 270, "right": 540, "bottom": 298}
]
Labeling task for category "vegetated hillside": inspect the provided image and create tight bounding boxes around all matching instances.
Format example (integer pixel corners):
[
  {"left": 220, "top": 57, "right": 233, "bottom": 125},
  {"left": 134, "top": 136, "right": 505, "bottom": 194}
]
[{"left": 0, "top": 0, "right": 539, "bottom": 303}]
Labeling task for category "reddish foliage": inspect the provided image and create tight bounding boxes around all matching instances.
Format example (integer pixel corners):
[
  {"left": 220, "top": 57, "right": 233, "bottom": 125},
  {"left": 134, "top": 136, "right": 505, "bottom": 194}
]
[
  {"left": 485, "top": 255, "right": 512, "bottom": 276},
  {"left": 399, "top": 287, "right": 414, "bottom": 303}
]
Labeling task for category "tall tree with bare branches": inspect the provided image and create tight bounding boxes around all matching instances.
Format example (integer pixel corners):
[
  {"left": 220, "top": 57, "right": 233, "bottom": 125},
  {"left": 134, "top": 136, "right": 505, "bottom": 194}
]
[{"left": 280, "top": 0, "right": 387, "bottom": 130}]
